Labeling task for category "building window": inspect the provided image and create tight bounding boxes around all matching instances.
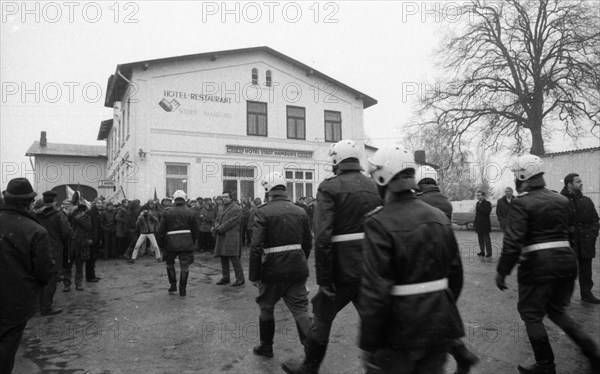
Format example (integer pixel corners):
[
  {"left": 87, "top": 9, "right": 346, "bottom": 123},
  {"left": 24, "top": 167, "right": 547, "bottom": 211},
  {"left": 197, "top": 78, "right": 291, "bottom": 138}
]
[
  {"left": 324, "top": 111, "right": 342, "bottom": 142},
  {"left": 222, "top": 165, "right": 255, "bottom": 201},
  {"left": 285, "top": 169, "right": 314, "bottom": 202},
  {"left": 287, "top": 106, "right": 306, "bottom": 140},
  {"left": 247, "top": 101, "right": 267, "bottom": 136},
  {"left": 165, "top": 163, "right": 188, "bottom": 197},
  {"left": 252, "top": 68, "right": 258, "bottom": 85},
  {"left": 266, "top": 70, "right": 272, "bottom": 87}
]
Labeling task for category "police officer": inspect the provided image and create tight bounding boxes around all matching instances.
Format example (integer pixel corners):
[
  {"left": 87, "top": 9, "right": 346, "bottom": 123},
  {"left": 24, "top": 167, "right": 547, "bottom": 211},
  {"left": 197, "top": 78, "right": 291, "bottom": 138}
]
[
  {"left": 249, "top": 172, "right": 313, "bottom": 359},
  {"left": 282, "top": 139, "right": 382, "bottom": 374},
  {"left": 495, "top": 155, "right": 600, "bottom": 374},
  {"left": 157, "top": 190, "right": 197, "bottom": 296},
  {"left": 357, "top": 146, "right": 465, "bottom": 374},
  {"left": 415, "top": 165, "right": 479, "bottom": 374}
]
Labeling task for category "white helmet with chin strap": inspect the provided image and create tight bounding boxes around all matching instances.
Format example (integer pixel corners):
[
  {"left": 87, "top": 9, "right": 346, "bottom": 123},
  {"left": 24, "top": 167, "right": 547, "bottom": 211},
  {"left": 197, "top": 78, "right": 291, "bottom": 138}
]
[
  {"left": 329, "top": 139, "right": 362, "bottom": 165},
  {"left": 415, "top": 165, "right": 438, "bottom": 184},
  {"left": 261, "top": 172, "right": 286, "bottom": 193},
  {"left": 511, "top": 154, "right": 544, "bottom": 181},
  {"left": 173, "top": 190, "right": 187, "bottom": 200},
  {"left": 368, "top": 146, "right": 416, "bottom": 187}
]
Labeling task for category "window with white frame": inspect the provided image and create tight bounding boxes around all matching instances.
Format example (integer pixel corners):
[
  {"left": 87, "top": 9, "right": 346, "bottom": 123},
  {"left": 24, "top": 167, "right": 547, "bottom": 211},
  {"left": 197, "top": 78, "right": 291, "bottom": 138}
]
[
  {"left": 324, "top": 110, "right": 342, "bottom": 142},
  {"left": 165, "top": 163, "right": 188, "bottom": 197},
  {"left": 285, "top": 169, "right": 314, "bottom": 202},
  {"left": 222, "top": 165, "right": 255, "bottom": 201}
]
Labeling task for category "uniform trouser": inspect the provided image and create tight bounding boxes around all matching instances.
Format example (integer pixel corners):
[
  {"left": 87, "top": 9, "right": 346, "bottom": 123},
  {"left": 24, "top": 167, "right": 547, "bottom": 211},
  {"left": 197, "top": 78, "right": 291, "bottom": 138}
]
[
  {"left": 40, "top": 271, "right": 58, "bottom": 312},
  {"left": 220, "top": 256, "right": 244, "bottom": 282},
  {"left": 518, "top": 278, "right": 599, "bottom": 364},
  {"left": 0, "top": 321, "right": 28, "bottom": 374},
  {"left": 477, "top": 232, "right": 492, "bottom": 256},
  {"left": 85, "top": 244, "right": 98, "bottom": 281},
  {"left": 63, "top": 257, "right": 85, "bottom": 287},
  {"left": 578, "top": 257, "right": 594, "bottom": 298},
  {"left": 165, "top": 251, "right": 194, "bottom": 272},
  {"left": 132, "top": 233, "right": 160, "bottom": 260},
  {"left": 255, "top": 280, "right": 312, "bottom": 339},
  {"left": 365, "top": 343, "right": 449, "bottom": 374},
  {"left": 311, "top": 281, "right": 360, "bottom": 345},
  {"left": 103, "top": 231, "right": 116, "bottom": 258}
]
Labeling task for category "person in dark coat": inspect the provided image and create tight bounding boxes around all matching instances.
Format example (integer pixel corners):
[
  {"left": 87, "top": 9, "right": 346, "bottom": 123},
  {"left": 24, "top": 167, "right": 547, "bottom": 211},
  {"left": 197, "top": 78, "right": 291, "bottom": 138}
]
[
  {"left": 35, "top": 191, "right": 72, "bottom": 316},
  {"left": 100, "top": 202, "right": 117, "bottom": 259},
  {"left": 474, "top": 190, "right": 493, "bottom": 261},
  {"left": 415, "top": 166, "right": 479, "bottom": 374},
  {"left": 64, "top": 200, "right": 92, "bottom": 291},
  {"left": 156, "top": 190, "right": 197, "bottom": 296},
  {"left": 123, "top": 199, "right": 141, "bottom": 259},
  {"left": 213, "top": 191, "right": 245, "bottom": 286},
  {"left": 0, "top": 178, "right": 55, "bottom": 374},
  {"left": 496, "top": 187, "right": 515, "bottom": 231},
  {"left": 496, "top": 155, "right": 600, "bottom": 374},
  {"left": 560, "top": 173, "right": 600, "bottom": 304},
  {"left": 357, "top": 147, "right": 464, "bottom": 374},
  {"left": 250, "top": 172, "right": 313, "bottom": 359},
  {"left": 240, "top": 198, "right": 251, "bottom": 247},
  {"left": 283, "top": 139, "right": 382, "bottom": 374},
  {"left": 115, "top": 199, "right": 130, "bottom": 257},
  {"left": 199, "top": 198, "right": 216, "bottom": 252},
  {"left": 86, "top": 200, "right": 103, "bottom": 282}
]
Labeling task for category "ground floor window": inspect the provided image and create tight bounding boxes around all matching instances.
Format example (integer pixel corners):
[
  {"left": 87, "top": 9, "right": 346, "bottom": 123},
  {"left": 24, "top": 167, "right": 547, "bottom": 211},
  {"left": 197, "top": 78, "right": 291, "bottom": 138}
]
[
  {"left": 166, "top": 163, "right": 188, "bottom": 197},
  {"left": 285, "top": 169, "right": 314, "bottom": 202},
  {"left": 222, "top": 165, "right": 255, "bottom": 201}
]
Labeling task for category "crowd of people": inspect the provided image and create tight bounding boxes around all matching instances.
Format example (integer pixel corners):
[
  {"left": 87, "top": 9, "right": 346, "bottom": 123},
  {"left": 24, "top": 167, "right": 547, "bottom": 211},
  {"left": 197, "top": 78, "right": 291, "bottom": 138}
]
[{"left": 1, "top": 138, "right": 599, "bottom": 374}]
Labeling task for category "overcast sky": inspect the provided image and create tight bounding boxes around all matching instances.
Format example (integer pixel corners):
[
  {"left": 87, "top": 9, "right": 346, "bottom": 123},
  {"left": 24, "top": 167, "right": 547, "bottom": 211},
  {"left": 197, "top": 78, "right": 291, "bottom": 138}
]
[{"left": 2, "top": 1, "right": 598, "bottom": 192}]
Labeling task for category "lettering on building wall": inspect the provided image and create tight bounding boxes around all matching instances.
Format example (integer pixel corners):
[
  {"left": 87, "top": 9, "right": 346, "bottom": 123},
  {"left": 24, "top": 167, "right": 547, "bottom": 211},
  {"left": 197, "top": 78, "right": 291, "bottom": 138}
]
[{"left": 226, "top": 145, "right": 312, "bottom": 159}]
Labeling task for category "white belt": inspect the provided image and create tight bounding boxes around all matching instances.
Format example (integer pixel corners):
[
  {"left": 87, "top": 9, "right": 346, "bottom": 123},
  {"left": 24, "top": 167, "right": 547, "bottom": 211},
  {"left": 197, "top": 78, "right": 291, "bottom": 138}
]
[
  {"left": 263, "top": 244, "right": 302, "bottom": 254},
  {"left": 390, "top": 278, "right": 448, "bottom": 296},
  {"left": 522, "top": 241, "right": 570, "bottom": 254},
  {"left": 167, "top": 230, "right": 191, "bottom": 235},
  {"left": 331, "top": 233, "right": 364, "bottom": 243}
]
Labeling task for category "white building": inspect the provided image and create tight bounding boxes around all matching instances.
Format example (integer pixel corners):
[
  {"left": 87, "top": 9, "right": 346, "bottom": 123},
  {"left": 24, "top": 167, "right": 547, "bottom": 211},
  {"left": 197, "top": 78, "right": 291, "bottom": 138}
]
[{"left": 98, "top": 46, "right": 377, "bottom": 201}]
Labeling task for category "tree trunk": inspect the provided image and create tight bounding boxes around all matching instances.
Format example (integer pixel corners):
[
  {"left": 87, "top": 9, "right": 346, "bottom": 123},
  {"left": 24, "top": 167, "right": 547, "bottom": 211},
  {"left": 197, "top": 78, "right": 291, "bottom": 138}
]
[{"left": 529, "top": 125, "right": 545, "bottom": 155}]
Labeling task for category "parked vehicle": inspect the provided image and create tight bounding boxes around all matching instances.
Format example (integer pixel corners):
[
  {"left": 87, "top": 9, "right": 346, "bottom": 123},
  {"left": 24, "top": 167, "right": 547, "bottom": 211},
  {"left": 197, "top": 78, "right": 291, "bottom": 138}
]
[{"left": 451, "top": 200, "right": 500, "bottom": 230}]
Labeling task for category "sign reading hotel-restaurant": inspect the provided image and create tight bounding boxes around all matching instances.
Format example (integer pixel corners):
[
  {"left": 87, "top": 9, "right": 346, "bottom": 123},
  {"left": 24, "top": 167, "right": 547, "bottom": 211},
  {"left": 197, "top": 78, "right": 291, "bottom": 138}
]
[{"left": 226, "top": 145, "right": 313, "bottom": 158}]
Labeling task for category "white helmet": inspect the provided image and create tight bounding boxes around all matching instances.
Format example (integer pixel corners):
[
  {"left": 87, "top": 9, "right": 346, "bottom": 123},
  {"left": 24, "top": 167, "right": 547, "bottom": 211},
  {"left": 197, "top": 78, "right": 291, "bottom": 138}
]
[
  {"left": 511, "top": 155, "right": 544, "bottom": 181},
  {"left": 415, "top": 165, "right": 438, "bottom": 184},
  {"left": 329, "top": 139, "right": 362, "bottom": 165},
  {"left": 173, "top": 190, "right": 187, "bottom": 200},
  {"left": 261, "top": 172, "right": 286, "bottom": 193},
  {"left": 368, "top": 146, "right": 416, "bottom": 186}
]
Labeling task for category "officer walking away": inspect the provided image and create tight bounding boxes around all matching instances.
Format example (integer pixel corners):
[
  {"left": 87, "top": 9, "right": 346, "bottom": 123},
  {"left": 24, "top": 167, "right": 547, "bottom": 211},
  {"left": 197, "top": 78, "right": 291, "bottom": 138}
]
[
  {"left": 496, "top": 155, "right": 600, "bottom": 374},
  {"left": 250, "top": 172, "right": 313, "bottom": 359},
  {"left": 35, "top": 191, "right": 72, "bottom": 316},
  {"left": 358, "top": 147, "right": 465, "bottom": 374},
  {"left": 496, "top": 187, "right": 515, "bottom": 232},
  {"left": 282, "top": 139, "right": 382, "bottom": 374},
  {"left": 475, "top": 190, "right": 493, "bottom": 261},
  {"left": 157, "top": 190, "right": 197, "bottom": 296},
  {"left": 560, "top": 173, "right": 600, "bottom": 304},
  {"left": 1, "top": 178, "right": 55, "bottom": 373},
  {"left": 415, "top": 165, "right": 479, "bottom": 374}
]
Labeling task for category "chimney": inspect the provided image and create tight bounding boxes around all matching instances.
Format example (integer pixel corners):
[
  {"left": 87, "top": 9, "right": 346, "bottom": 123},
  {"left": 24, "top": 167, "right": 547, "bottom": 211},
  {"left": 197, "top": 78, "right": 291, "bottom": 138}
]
[
  {"left": 40, "top": 131, "right": 47, "bottom": 147},
  {"left": 414, "top": 150, "right": 426, "bottom": 164}
]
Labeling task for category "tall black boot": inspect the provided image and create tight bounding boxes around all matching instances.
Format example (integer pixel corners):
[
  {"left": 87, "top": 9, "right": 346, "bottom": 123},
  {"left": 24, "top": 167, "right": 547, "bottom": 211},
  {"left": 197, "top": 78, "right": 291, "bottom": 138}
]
[
  {"left": 282, "top": 338, "right": 327, "bottom": 374},
  {"left": 167, "top": 267, "right": 177, "bottom": 293},
  {"left": 253, "top": 319, "right": 275, "bottom": 358},
  {"left": 518, "top": 336, "right": 556, "bottom": 374},
  {"left": 449, "top": 338, "right": 479, "bottom": 374},
  {"left": 179, "top": 270, "right": 189, "bottom": 296}
]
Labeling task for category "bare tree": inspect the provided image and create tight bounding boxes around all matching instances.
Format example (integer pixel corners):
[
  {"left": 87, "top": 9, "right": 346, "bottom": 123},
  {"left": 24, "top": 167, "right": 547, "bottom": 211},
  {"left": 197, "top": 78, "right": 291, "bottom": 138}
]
[{"left": 420, "top": 0, "right": 600, "bottom": 155}]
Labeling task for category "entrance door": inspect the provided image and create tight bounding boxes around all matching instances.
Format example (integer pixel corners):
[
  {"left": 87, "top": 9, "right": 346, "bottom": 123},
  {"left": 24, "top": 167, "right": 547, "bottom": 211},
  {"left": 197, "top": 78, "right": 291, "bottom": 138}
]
[{"left": 222, "top": 165, "right": 255, "bottom": 201}]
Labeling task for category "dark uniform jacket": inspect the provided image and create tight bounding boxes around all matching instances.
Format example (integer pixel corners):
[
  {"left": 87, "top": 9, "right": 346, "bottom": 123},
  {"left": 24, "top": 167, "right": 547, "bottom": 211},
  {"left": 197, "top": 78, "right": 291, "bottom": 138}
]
[
  {"left": 0, "top": 205, "right": 55, "bottom": 323},
  {"left": 249, "top": 192, "right": 313, "bottom": 284},
  {"left": 560, "top": 187, "right": 599, "bottom": 258},
  {"left": 315, "top": 161, "right": 382, "bottom": 286},
  {"left": 416, "top": 184, "right": 452, "bottom": 220},
  {"left": 497, "top": 186, "right": 578, "bottom": 284},
  {"left": 35, "top": 205, "right": 72, "bottom": 271},
  {"left": 474, "top": 199, "right": 492, "bottom": 233},
  {"left": 157, "top": 201, "right": 197, "bottom": 252},
  {"left": 496, "top": 196, "right": 514, "bottom": 228},
  {"left": 358, "top": 192, "right": 464, "bottom": 351}
]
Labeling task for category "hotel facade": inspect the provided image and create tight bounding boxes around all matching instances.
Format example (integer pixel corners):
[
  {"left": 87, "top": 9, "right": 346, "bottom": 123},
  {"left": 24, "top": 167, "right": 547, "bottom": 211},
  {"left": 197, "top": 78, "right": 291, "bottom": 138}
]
[{"left": 98, "top": 47, "right": 377, "bottom": 201}]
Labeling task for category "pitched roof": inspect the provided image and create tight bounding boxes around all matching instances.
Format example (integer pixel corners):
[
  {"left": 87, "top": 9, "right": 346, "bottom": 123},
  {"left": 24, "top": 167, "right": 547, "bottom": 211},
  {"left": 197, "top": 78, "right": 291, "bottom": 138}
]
[
  {"left": 540, "top": 146, "right": 600, "bottom": 157},
  {"left": 26, "top": 141, "right": 107, "bottom": 158},
  {"left": 105, "top": 46, "right": 377, "bottom": 109}
]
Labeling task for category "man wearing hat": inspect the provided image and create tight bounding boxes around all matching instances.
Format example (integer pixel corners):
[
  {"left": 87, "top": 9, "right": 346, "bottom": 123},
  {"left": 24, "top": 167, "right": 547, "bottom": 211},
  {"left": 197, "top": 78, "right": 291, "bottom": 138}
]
[
  {"left": 0, "top": 178, "right": 55, "bottom": 373},
  {"left": 35, "top": 191, "right": 72, "bottom": 315}
]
